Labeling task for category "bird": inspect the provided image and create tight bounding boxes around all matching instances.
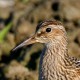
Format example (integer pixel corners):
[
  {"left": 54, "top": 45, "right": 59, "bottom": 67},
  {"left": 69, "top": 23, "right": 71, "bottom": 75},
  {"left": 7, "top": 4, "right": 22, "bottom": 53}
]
[{"left": 12, "top": 20, "right": 80, "bottom": 80}]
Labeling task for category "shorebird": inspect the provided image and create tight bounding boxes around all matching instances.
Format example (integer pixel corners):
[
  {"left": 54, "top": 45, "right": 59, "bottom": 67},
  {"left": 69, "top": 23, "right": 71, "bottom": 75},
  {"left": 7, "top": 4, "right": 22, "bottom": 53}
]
[{"left": 12, "top": 20, "right": 80, "bottom": 80}]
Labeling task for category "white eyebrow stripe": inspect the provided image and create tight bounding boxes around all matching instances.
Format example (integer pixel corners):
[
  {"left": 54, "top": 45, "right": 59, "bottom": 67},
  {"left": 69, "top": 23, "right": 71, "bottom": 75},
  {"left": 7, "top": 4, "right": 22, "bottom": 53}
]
[{"left": 48, "top": 25, "right": 65, "bottom": 30}]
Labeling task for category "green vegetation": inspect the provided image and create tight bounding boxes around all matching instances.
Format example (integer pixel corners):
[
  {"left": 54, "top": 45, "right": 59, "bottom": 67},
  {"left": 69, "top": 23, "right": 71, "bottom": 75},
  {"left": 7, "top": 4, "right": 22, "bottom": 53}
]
[{"left": 0, "top": 22, "right": 12, "bottom": 42}]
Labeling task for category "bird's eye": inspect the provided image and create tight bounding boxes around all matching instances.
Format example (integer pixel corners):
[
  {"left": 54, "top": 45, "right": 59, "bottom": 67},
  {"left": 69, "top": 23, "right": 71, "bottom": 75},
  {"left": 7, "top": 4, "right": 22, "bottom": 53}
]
[{"left": 46, "top": 28, "right": 51, "bottom": 32}]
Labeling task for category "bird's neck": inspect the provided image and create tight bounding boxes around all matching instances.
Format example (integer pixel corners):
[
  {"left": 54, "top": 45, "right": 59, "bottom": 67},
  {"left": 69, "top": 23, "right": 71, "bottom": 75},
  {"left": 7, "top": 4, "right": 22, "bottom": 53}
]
[{"left": 39, "top": 37, "right": 71, "bottom": 80}]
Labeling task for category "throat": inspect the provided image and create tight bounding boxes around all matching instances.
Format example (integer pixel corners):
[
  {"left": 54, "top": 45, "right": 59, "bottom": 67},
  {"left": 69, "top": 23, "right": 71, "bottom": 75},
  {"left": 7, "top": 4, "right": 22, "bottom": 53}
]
[
  {"left": 39, "top": 41, "right": 70, "bottom": 80},
  {"left": 46, "top": 41, "right": 69, "bottom": 65}
]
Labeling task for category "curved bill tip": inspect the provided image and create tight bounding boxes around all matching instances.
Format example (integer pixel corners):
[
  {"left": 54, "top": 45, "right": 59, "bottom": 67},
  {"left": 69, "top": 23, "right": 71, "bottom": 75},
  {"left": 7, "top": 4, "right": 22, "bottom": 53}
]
[
  {"left": 11, "top": 35, "right": 37, "bottom": 52},
  {"left": 12, "top": 42, "right": 26, "bottom": 51}
]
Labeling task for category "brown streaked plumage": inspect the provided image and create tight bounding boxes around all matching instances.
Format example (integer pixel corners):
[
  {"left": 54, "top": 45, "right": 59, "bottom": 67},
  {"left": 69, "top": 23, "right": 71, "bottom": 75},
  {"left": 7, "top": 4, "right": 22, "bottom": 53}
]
[
  {"left": 12, "top": 20, "right": 80, "bottom": 80},
  {"left": 36, "top": 20, "right": 62, "bottom": 32}
]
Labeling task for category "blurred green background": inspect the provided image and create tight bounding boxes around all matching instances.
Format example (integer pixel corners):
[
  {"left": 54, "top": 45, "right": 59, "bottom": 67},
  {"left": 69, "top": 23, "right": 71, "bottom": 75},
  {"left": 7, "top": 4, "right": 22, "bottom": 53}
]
[{"left": 0, "top": 0, "right": 80, "bottom": 80}]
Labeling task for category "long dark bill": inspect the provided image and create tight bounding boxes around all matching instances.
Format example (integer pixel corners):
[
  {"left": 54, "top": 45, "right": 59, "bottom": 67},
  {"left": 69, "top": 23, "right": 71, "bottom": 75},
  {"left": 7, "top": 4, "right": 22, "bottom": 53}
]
[{"left": 12, "top": 35, "right": 37, "bottom": 51}]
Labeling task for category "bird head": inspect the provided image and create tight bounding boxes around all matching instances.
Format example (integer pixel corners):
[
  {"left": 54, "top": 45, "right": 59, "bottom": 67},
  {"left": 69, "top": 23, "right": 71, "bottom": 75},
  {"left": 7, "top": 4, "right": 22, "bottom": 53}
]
[{"left": 13, "top": 20, "right": 67, "bottom": 51}]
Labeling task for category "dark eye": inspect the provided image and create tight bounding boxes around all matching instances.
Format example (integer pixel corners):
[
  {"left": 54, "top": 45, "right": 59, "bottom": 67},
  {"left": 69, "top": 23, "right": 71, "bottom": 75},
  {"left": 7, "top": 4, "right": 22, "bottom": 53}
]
[{"left": 46, "top": 28, "right": 51, "bottom": 32}]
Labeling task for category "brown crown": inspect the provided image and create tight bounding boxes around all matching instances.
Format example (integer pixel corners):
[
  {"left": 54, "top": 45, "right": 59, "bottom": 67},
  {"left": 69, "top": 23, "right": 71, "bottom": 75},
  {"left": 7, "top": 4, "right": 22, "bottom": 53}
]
[{"left": 36, "top": 20, "right": 62, "bottom": 32}]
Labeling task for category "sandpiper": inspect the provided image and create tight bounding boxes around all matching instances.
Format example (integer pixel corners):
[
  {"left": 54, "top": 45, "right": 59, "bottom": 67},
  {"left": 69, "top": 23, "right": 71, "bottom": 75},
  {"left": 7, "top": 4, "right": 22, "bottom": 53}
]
[{"left": 13, "top": 20, "right": 80, "bottom": 80}]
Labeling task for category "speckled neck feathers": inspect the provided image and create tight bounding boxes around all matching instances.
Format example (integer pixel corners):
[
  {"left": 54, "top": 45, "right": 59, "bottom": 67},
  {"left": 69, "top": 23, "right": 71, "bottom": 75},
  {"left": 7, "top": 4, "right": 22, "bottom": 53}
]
[
  {"left": 39, "top": 34, "right": 70, "bottom": 80},
  {"left": 38, "top": 24, "right": 80, "bottom": 80}
]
